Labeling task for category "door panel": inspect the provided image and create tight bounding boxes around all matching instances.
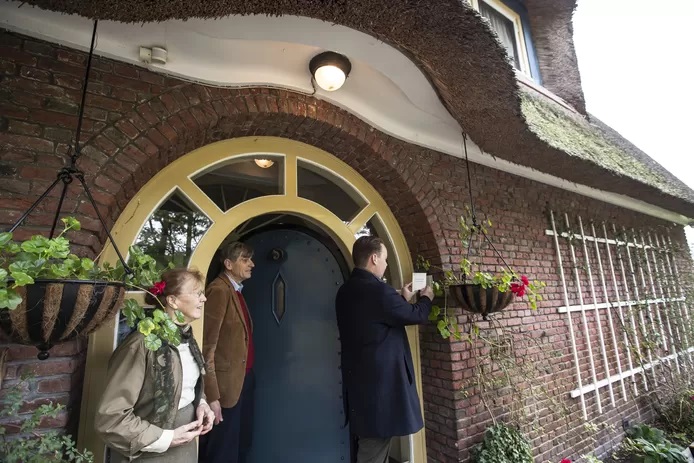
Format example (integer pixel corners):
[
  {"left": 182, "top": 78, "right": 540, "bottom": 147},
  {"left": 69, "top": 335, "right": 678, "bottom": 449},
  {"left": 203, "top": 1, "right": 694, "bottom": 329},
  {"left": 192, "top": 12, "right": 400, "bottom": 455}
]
[{"left": 243, "top": 228, "right": 350, "bottom": 463}]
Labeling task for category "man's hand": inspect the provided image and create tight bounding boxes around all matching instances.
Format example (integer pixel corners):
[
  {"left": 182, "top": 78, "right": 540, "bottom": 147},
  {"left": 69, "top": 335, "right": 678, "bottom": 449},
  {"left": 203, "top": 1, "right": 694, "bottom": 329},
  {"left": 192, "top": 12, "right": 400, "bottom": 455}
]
[
  {"left": 421, "top": 285, "right": 434, "bottom": 301},
  {"left": 170, "top": 420, "right": 202, "bottom": 447},
  {"left": 401, "top": 282, "right": 414, "bottom": 301},
  {"left": 196, "top": 402, "right": 216, "bottom": 435},
  {"left": 209, "top": 400, "right": 223, "bottom": 425}
]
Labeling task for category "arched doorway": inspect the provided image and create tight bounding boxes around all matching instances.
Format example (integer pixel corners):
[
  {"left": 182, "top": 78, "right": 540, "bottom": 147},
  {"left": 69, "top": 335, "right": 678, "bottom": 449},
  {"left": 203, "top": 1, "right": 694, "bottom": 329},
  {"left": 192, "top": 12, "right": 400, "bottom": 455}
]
[{"left": 78, "top": 136, "right": 425, "bottom": 462}]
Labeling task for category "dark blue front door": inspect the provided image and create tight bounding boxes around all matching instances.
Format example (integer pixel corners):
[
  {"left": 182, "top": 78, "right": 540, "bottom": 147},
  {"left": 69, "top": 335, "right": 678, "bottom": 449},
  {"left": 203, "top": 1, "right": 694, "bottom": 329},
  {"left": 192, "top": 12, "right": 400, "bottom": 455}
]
[{"left": 243, "top": 228, "right": 350, "bottom": 463}]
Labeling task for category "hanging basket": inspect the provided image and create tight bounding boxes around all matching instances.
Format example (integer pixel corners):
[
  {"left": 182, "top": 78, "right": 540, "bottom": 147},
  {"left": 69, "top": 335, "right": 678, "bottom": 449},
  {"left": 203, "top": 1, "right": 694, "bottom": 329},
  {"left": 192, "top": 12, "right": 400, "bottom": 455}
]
[
  {"left": 448, "top": 283, "right": 514, "bottom": 319},
  {"left": 0, "top": 279, "right": 125, "bottom": 359}
]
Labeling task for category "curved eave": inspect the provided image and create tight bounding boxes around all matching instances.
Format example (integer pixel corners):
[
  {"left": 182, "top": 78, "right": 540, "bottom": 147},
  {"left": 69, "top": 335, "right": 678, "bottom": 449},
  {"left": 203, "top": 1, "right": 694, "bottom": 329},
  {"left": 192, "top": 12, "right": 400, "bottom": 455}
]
[{"left": 18, "top": 0, "right": 694, "bottom": 219}]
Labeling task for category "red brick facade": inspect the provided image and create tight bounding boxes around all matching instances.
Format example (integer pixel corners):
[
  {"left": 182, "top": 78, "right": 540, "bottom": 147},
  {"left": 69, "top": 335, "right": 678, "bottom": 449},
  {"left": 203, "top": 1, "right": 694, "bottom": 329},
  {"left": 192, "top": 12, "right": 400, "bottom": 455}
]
[{"left": 1, "top": 31, "right": 692, "bottom": 462}]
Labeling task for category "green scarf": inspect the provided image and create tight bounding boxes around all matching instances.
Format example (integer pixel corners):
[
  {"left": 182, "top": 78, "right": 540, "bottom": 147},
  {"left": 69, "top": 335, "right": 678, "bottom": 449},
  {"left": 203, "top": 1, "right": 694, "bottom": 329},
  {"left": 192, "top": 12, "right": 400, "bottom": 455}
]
[{"left": 150, "top": 325, "right": 206, "bottom": 427}]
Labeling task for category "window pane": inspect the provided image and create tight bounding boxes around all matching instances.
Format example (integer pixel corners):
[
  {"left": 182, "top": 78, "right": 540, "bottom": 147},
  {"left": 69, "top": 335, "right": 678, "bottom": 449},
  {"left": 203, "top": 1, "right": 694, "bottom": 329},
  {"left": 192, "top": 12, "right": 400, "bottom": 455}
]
[
  {"left": 298, "top": 161, "right": 366, "bottom": 221},
  {"left": 134, "top": 189, "right": 212, "bottom": 269},
  {"left": 116, "top": 190, "right": 211, "bottom": 348},
  {"left": 479, "top": 1, "right": 521, "bottom": 70},
  {"left": 193, "top": 156, "right": 284, "bottom": 211}
]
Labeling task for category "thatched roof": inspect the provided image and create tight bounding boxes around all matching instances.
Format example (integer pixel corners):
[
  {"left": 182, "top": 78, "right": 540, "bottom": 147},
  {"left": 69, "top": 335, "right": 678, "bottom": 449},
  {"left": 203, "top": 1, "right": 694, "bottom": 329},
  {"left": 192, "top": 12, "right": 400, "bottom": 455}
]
[
  {"left": 526, "top": 0, "right": 586, "bottom": 113},
  {"left": 16, "top": 0, "right": 694, "bottom": 218},
  {"left": 521, "top": 88, "right": 694, "bottom": 207}
]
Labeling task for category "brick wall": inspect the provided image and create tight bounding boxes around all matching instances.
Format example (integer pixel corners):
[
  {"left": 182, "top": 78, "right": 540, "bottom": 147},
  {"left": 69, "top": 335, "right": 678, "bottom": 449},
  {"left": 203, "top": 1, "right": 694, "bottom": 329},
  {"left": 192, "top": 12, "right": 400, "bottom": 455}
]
[{"left": 1, "top": 30, "right": 692, "bottom": 462}]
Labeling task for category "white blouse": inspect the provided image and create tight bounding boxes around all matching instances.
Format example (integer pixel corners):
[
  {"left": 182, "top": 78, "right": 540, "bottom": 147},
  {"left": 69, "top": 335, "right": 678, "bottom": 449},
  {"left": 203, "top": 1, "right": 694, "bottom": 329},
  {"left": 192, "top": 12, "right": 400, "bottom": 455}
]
[{"left": 177, "top": 341, "right": 201, "bottom": 409}]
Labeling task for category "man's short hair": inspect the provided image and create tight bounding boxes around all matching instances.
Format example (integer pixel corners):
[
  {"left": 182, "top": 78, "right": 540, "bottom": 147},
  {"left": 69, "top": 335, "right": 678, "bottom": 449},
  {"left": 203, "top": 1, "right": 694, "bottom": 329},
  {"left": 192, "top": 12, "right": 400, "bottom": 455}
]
[
  {"left": 219, "top": 241, "right": 253, "bottom": 265},
  {"left": 352, "top": 236, "right": 384, "bottom": 269}
]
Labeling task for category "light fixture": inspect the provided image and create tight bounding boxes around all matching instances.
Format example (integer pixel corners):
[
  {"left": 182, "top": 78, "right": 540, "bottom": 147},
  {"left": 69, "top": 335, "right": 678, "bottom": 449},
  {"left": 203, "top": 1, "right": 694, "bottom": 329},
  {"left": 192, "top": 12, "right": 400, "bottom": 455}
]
[
  {"left": 254, "top": 159, "right": 275, "bottom": 169},
  {"left": 309, "top": 51, "right": 352, "bottom": 92}
]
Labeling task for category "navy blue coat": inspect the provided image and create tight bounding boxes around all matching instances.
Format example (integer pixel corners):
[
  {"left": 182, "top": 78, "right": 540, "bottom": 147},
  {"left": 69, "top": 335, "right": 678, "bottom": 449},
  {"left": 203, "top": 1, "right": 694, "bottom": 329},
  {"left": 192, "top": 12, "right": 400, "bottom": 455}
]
[{"left": 335, "top": 268, "right": 432, "bottom": 438}]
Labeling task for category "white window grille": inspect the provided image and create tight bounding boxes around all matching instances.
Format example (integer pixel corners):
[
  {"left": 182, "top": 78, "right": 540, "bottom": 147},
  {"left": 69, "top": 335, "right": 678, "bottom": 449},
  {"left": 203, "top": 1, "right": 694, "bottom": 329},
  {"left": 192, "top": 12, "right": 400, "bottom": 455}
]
[{"left": 547, "top": 211, "right": 692, "bottom": 420}]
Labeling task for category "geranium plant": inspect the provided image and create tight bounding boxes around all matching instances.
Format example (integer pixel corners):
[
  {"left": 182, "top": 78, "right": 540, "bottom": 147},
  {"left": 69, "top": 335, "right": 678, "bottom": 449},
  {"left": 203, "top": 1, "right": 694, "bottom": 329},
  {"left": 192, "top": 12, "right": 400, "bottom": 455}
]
[
  {"left": 417, "top": 208, "right": 545, "bottom": 339},
  {"left": 0, "top": 217, "right": 182, "bottom": 351}
]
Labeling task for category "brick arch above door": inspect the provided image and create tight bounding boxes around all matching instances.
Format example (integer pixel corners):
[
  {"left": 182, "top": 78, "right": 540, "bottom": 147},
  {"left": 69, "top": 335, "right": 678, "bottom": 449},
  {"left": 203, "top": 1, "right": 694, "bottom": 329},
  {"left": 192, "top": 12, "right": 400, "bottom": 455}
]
[{"left": 66, "top": 86, "right": 446, "bottom": 266}]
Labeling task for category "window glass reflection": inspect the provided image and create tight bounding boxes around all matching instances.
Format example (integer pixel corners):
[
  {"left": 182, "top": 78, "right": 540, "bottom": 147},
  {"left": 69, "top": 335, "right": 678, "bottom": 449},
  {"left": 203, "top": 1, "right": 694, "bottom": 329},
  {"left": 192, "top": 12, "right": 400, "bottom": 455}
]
[{"left": 193, "top": 156, "right": 284, "bottom": 211}]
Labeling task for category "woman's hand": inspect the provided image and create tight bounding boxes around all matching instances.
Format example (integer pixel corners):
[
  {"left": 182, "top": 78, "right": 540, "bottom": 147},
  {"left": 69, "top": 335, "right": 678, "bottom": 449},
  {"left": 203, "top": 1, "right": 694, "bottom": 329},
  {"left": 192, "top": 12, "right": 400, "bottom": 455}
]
[
  {"left": 170, "top": 420, "right": 203, "bottom": 447},
  {"left": 196, "top": 402, "right": 216, "bottom": 435}
]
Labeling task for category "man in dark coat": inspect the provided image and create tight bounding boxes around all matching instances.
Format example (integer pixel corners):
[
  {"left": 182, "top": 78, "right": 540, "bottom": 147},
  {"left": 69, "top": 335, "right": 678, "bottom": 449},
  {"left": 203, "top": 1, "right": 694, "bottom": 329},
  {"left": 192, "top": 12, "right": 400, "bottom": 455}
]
[{"left": 336, "top": 235, "right": 434, "bottom": 463}]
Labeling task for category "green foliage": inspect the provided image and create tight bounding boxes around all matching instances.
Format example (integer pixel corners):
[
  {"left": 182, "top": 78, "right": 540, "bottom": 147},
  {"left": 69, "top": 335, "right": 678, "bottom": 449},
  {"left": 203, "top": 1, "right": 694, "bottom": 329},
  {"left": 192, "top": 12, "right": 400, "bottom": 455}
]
[
  {"left": 428, "top": 305, "right": 462, "bottom": 340},
  {"left": 615, "top": 424, "right": 688, "bottom": 463},
  {"left": 583, "top": 455, "right": 603, "bottom": 463},
  {"left": 417, "top": 208, "right": 546, "bottom": 337},
  {"left": 470, "top": 423, "right": 533, "bottom": 463},
  {"left": 0, "top": 217, "right": 179, "bottom": 351},
  {"left": 418, "top": 253, "right": 545, "bottom": 339},
  {"left": 0, "top": 377, "right": 93, "bottom": 463},
  {"left": 655, "top": 386, "right": 694, "bottom": 445}
]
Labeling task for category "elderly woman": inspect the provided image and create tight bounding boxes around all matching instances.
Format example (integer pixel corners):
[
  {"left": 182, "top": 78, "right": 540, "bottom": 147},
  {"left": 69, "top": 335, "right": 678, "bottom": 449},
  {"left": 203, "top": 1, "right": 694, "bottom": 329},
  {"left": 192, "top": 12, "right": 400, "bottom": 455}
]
[{"left": 96, "top": 268, "right": 215, "bottom": 462}]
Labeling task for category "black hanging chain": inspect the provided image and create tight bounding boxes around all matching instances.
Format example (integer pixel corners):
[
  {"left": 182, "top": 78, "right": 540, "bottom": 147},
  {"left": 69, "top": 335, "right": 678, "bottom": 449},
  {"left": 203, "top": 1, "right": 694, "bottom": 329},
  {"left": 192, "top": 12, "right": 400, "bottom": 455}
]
[
  {"left": 461, "top": 132, "right": 515, "bottom": 278},
  {"left": 462, "top": 133, "right": 479, "bottom": 229},
  {"left": 7, "top": 20, "right": 132, "bottom": 274}
]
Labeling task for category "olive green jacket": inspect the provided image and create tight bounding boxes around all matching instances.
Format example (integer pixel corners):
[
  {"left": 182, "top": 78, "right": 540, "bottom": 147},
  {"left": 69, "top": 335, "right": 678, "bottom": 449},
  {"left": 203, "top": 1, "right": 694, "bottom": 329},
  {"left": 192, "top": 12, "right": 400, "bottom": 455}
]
[{"left": 95, "top": 331, "right": 204, "bottom": 460}]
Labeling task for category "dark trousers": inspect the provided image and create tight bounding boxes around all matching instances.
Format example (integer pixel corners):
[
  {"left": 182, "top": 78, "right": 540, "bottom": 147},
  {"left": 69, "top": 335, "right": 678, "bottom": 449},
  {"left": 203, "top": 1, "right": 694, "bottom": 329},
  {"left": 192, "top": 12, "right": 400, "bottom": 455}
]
[
  {"left": 199, "top": 370, "right": 255, "bottom": 463},
  {"left": 356, "top": 437, "right": 392, "bottom": 463}
]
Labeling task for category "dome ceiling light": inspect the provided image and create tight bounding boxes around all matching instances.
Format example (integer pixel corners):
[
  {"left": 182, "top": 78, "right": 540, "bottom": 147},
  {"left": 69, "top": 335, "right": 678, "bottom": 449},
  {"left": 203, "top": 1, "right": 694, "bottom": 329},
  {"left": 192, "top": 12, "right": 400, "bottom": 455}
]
[
  {"left": 254, "top": 159, "right": 275, "bottom": 168},
  {"left": 309, "top": 51, "right": 352, "bottom": 92}
]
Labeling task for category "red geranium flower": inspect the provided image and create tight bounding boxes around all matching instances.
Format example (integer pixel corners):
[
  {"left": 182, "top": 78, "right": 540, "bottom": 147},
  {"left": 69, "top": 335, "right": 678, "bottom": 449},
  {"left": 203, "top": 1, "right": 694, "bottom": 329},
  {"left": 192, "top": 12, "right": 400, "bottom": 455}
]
[
  {"left": 521, "top": 275, "right": 529, "bottom": 285},
  {"left": 150, "top": 280, "right": 166, "bottom": 296},
  {"left": 510, "top": 281, "right": 526, "bottom": 297},
  {"left": 560, "top": 459, "right": 571, "bottom": 463}
]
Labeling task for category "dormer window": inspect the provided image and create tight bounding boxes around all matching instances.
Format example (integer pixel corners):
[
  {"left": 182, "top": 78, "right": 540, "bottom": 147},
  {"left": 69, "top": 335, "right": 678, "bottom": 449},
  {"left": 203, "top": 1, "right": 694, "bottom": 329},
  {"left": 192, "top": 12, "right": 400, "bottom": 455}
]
[{"left": 471, "top": 0, "right": 532, "bottom": 76}]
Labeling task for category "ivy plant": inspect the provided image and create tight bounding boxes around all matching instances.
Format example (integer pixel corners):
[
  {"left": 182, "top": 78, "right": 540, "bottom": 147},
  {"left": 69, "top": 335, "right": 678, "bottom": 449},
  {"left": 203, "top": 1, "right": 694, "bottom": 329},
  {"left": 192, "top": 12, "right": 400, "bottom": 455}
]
[
  {"left": 0, "top": 217, "right": 182, "bottom": 351},
  {"left": 0, "top": 376, "right": 93, "bottom": 463},
  {"left": 470, "top": 423, "right": 533, "bottom": 463}
]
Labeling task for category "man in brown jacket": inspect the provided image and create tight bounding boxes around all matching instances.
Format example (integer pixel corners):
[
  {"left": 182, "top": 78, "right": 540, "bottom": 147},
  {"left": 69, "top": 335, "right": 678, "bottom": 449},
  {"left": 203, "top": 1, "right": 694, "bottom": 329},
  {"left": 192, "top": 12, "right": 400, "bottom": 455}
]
[{"left": 199, "top": 241, "right": 256, "bottom": 463}]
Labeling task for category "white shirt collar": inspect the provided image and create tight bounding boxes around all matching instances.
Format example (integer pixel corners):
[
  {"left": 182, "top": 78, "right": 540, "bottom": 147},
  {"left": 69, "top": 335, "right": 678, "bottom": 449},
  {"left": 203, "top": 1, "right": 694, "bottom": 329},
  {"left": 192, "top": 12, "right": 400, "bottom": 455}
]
[{"left": 225, "top": 273, "right": 243, "bottom": 292}]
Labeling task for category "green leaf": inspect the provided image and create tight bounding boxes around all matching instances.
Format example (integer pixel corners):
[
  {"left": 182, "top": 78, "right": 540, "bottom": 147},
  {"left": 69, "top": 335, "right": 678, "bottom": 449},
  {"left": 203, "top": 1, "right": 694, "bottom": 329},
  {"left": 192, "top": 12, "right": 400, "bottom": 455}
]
[
  {"left": 0, "top": 232, "right": 12, "bottom": 247},
  {"left": 173, "top": 310, "right": 185, "bottom": 323},
  {"left": 143, "top": 333, "right": 162, "bottom": 351},
  {"left": 80, "top": 258, "right": 95, "bottom": 271},
  {"left": 47, "top": 236, "right": 71, "bottom": 259},
  {"left": 4, "top": 241, "right": 20, "bottom": 254},
  {"left": 163, "top": 317, "right": 178, "bottom": 334},
  {"left": 10, "top": 271, "right": 34, "bottom": 286},
  {"left": 20, "top": 235, "right": 50, "bottom": 254},
  {"left": 0, "top": 289, "right": 22, "bottom": 310},
  {"left": 436, "top": 320, "right": 450, "bottom": 338},
  {"left": 49, "top": 263, "right": 71, "bottom": 278},
  {"left": 61, "top": 216, "right": 81, "bottom": 231},
  {"left": 122, "top": 299, "right": 142, "bottom": 327},
  {"left": 152, "top": 309, "right": 167, "bottom": 323},
  {"left": 138, "top": 318, "right": 155, "bottom": 336}
]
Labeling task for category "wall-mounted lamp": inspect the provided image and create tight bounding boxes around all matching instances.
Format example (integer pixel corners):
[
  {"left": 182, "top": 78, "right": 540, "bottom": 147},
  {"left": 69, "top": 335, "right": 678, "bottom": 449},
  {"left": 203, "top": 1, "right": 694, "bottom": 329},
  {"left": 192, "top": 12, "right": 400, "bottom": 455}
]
[
  {"left": 309, "top": 51, "right": 352, "bottom": 92},
  {"left": 254, "top": 159, "right": 275, "bottom": 169}
]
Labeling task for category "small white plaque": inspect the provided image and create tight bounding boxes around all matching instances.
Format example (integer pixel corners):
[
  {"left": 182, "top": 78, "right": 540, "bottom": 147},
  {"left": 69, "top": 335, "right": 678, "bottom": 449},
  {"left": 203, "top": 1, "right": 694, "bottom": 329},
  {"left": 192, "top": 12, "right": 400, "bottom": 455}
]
[{"left": 412, "top": 272, "right": 427, "bottom": 292}]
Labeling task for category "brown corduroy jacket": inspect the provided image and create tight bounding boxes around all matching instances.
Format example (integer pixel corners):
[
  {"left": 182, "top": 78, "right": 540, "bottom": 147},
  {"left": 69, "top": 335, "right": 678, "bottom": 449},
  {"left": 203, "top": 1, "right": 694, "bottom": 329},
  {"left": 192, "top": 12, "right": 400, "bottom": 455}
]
[{"left": 203, "top": 274, "right": 252, "bottom": 408}]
